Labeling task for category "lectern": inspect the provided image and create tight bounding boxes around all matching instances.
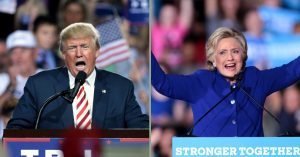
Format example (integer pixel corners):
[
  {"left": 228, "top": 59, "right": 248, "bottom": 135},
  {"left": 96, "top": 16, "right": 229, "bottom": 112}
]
[{"left": 3, "top": 129, "right": 149, "bottom": 157}]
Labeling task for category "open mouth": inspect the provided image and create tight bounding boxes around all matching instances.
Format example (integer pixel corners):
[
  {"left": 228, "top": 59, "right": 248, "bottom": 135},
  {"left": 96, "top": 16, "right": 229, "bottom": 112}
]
[
  {"left": 224, "top": 63, "right": 236, "bottom": 71},
  {"left": 75, "top": 61, "right": 86, "bottom": 71}
]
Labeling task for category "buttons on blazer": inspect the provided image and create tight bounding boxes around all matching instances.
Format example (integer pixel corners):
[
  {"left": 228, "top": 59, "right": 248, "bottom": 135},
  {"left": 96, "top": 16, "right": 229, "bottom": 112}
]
[
  {"left": 230, "top": 100, "right": 236, "bottom": 105},
  {"left": 232, "top": 120, "right": 236, "bottom": 125},
  {"left": 102, "top": 89, "right": 106, "bottom": 94},
  {"left": 232, "top": 84, "right": 236, "bottom": 89}
]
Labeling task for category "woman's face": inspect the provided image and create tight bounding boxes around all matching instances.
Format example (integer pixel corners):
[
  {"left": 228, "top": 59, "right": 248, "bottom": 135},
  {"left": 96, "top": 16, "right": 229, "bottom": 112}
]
[{"left": 214, "top": 37, "right": 244, "bottom": 80}]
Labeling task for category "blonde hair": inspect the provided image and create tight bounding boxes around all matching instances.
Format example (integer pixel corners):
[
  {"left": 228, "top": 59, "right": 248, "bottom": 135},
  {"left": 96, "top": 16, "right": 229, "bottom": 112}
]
[
  {"left": 59, "top": 22, "right": 100, "bottom": 52},
  {"left": 205, "top": 27, "right": 248, "bottom": 70}
]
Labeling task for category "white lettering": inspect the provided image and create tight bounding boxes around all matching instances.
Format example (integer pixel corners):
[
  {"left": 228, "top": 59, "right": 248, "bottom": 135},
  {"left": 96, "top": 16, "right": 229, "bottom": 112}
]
[
  {"left": 286, "top": 147, "right": 292, "bottom": 155},
  {"left": 246, "top": 147, "right": 254, "bottom": 155},
  {"left": 222, "top": 147, "right": 229, "bottom": 156},
  {"left": 176, "top": 148, "right": 182, "bottom": 156},
  {"left": 206, "top": 147, "right": 213, "bottom": 156},
  {"left": 45, "top": 150, "right": 64, "bottom": 157},
  {"left": 230, "top": 147, "right": 237, "bottom": 155},
  {"left": 84, "top": 150, "right": 92, "bottom": 157},
  {"left": 254, "top": 147, "right": 262, "bottom": 155},
  {"left": 214, "top": 147, "right": 222, "bottom": 156},
  {"left": 278, "top": 147, "right": 285, "bottom": 155},
  {"left": 239, "top": 147, "right": 246, "bottom": 156},
  {"left": 269, "top": 147, "right": 276, "bottom": 155},
  {"left": 21, "top": 150, "right": 39, "bottom": 157},
  {"left": 262, "top": 147, "right": 269, "bottom": 155},
  {"left": 183, "top": 147, "right": 189, "bottom": 155},
  {"left": 190, "top": 147, "right": 197, "bottom": 156},
  {"left": 173, "top": 146, "right": 300, "bottom": 156},
  {"left": 293, "top": 147, "right": 300, "bottom": 155},
  {"left": 198, "top": 147, "right": 205, "bottom": 155}
]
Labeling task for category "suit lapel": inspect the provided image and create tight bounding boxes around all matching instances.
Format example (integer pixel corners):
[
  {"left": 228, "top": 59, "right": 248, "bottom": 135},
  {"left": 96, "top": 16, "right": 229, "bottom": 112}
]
[
  {"left": 54, "top": 67, "right": 75, "bottom": 128},
  {"left": 92, "top": 69, "right": 109, "bottom": 129}
]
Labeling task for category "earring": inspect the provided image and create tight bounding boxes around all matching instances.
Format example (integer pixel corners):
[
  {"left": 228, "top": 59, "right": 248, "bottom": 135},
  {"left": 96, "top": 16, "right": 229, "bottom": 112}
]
[{"left": 213, "top": 62, "right": 216, "bottom": 67}]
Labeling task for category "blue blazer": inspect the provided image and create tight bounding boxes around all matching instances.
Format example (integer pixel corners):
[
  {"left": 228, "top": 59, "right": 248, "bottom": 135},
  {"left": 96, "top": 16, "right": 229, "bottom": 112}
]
[
  {"left": 152, "top": 53, "right": 300, "bottom": 136},
  {"left": 7, "top": 67, "right": 149, "bottom": 129}
]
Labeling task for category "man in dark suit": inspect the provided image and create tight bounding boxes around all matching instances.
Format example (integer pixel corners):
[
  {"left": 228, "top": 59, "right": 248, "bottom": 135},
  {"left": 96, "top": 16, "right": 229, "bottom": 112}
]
[{"left": 6, "top": 23, "right": 149, "bottom": 129}]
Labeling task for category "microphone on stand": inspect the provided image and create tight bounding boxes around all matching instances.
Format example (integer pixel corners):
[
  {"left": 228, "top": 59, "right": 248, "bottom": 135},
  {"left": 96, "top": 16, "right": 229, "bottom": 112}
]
[
  {"left": 34, "top": 71, "right": 87, "bottom": 129},
  {"left": 186, "top": 76, "right": 241, "bottom": 136},
  {"left": 238, "top": 86, "right": 296, "bottom": 136},
  {"left": 69, "top": 71, "right": 87, "bottom": 100},
  {"left": 232, "top": 71, "right": 294, "bottom": 136}
]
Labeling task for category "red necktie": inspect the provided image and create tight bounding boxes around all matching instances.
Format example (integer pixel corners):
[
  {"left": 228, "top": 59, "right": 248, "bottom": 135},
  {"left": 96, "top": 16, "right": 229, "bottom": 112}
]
[{"left": 73, "top": 85, "right": 92, "bottom": 129}]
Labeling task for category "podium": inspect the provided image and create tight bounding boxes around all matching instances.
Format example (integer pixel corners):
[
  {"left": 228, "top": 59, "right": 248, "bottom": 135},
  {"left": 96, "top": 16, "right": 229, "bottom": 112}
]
[{"left": 3, "top": 129, "right": 149, "bottom": 157}]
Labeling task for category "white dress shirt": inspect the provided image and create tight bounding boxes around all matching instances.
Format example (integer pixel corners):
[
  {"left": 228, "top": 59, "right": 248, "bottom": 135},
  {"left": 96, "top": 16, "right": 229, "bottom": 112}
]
[{"left": 68, "top": 69, "right": 96, "bottom": 126}]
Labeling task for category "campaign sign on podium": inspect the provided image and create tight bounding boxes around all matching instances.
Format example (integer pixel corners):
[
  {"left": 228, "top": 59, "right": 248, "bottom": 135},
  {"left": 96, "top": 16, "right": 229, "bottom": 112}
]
[
  {"left": 173, "top": 137, "right": 300, "bottom": 157},
  {"left": 3, "top": 129, "right": 149, "bottom": 157}
]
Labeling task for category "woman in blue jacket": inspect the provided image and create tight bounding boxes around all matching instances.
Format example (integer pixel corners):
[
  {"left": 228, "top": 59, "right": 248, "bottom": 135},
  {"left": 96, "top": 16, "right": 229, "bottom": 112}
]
[{"left": 151, "top": 27, "right": 300, "bottom": 137}]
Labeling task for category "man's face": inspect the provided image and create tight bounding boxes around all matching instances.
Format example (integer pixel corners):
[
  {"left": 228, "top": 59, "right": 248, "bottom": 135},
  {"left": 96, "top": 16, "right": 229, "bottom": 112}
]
[
  {"left": 62, "top": 37, "right": 99, "bottom": 77},
  {"left": 10, "top": 47, "right": 36, "bottom": 74}
]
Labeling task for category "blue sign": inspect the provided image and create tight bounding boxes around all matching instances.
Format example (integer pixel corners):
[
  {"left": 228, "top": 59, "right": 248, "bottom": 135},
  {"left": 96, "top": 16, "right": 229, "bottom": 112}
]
[
  {"left": 173, "top": 137, "right": 300, "bottom": 157},
  {"left": 4, "top": 138, "right": 148, "bottom": 157},
  {"left": 259, "top": 6, "right": 300, "bottom": 35},
  {"left": 126, "top": 0, "right": 149, "bottom": 24},
  {"left": 266, "top": 35, "right": 300, "bottom": 68}
]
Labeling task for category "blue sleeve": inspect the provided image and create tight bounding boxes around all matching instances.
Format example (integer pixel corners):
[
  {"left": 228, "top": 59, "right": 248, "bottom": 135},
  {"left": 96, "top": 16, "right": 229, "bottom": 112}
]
[
  {"left": 260, "top": 56, "right": 300, "bottom": 94},
  {"left": 6, "top": 77, "right": 38, "bottom": 129},
  {"left": 151, "top": 52, "right": 202, "bottom": 102}
]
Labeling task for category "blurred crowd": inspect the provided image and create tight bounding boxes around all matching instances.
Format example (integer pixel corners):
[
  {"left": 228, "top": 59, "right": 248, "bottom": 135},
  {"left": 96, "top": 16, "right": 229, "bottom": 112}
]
[
  {"left": 151, "top": 0, "right": 300, "bottom": 156},
  {"left": 0, "top": 0, "right": 149, "bottom": 137}
]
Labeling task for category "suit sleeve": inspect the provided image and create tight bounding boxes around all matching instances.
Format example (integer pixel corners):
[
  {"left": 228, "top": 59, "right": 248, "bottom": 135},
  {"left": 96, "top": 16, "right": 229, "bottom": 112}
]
[
  {"left": 260, "top": 56, "right": 300, "bottom": 95},
  {"left": 6, "top": 77, "right": 38, "bottom": 129},
  {"left": 124, "top": 81, "right": 149, "bottom": 128},
  {"left": 151, "top": 52, "right": 202, "bottom": 102}
]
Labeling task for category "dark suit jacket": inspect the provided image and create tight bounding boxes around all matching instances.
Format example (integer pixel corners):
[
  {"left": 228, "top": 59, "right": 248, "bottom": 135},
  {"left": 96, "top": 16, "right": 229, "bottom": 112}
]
[{"left": 7, "top": 67, "right": 149, "bottom": 129}]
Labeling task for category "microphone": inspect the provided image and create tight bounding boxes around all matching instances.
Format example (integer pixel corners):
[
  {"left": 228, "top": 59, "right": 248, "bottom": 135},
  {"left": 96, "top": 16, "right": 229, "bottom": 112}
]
[
  {"left": 238, "top": 85, "right": 296, "bottom": 136},
  {"left": 239, "top": 87, "right": 280, "bottom": 124},
  {"left": 186, "top": 72, "right": 243, "bottom": 136},
  {"left": 233, "top": 72, "right": 294, "bottom": 136},
  {"left": 34, "top": 71, "right": 87, "bottom": 129},
  {"left": 69, "top": 71, "right": 87, "bottom": 100},
  {"left": 35, "top": 90, "right": 71, "bottom": 129},
  {"left": 186, "top": 82, "right": 239, "bottom": 136}
]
